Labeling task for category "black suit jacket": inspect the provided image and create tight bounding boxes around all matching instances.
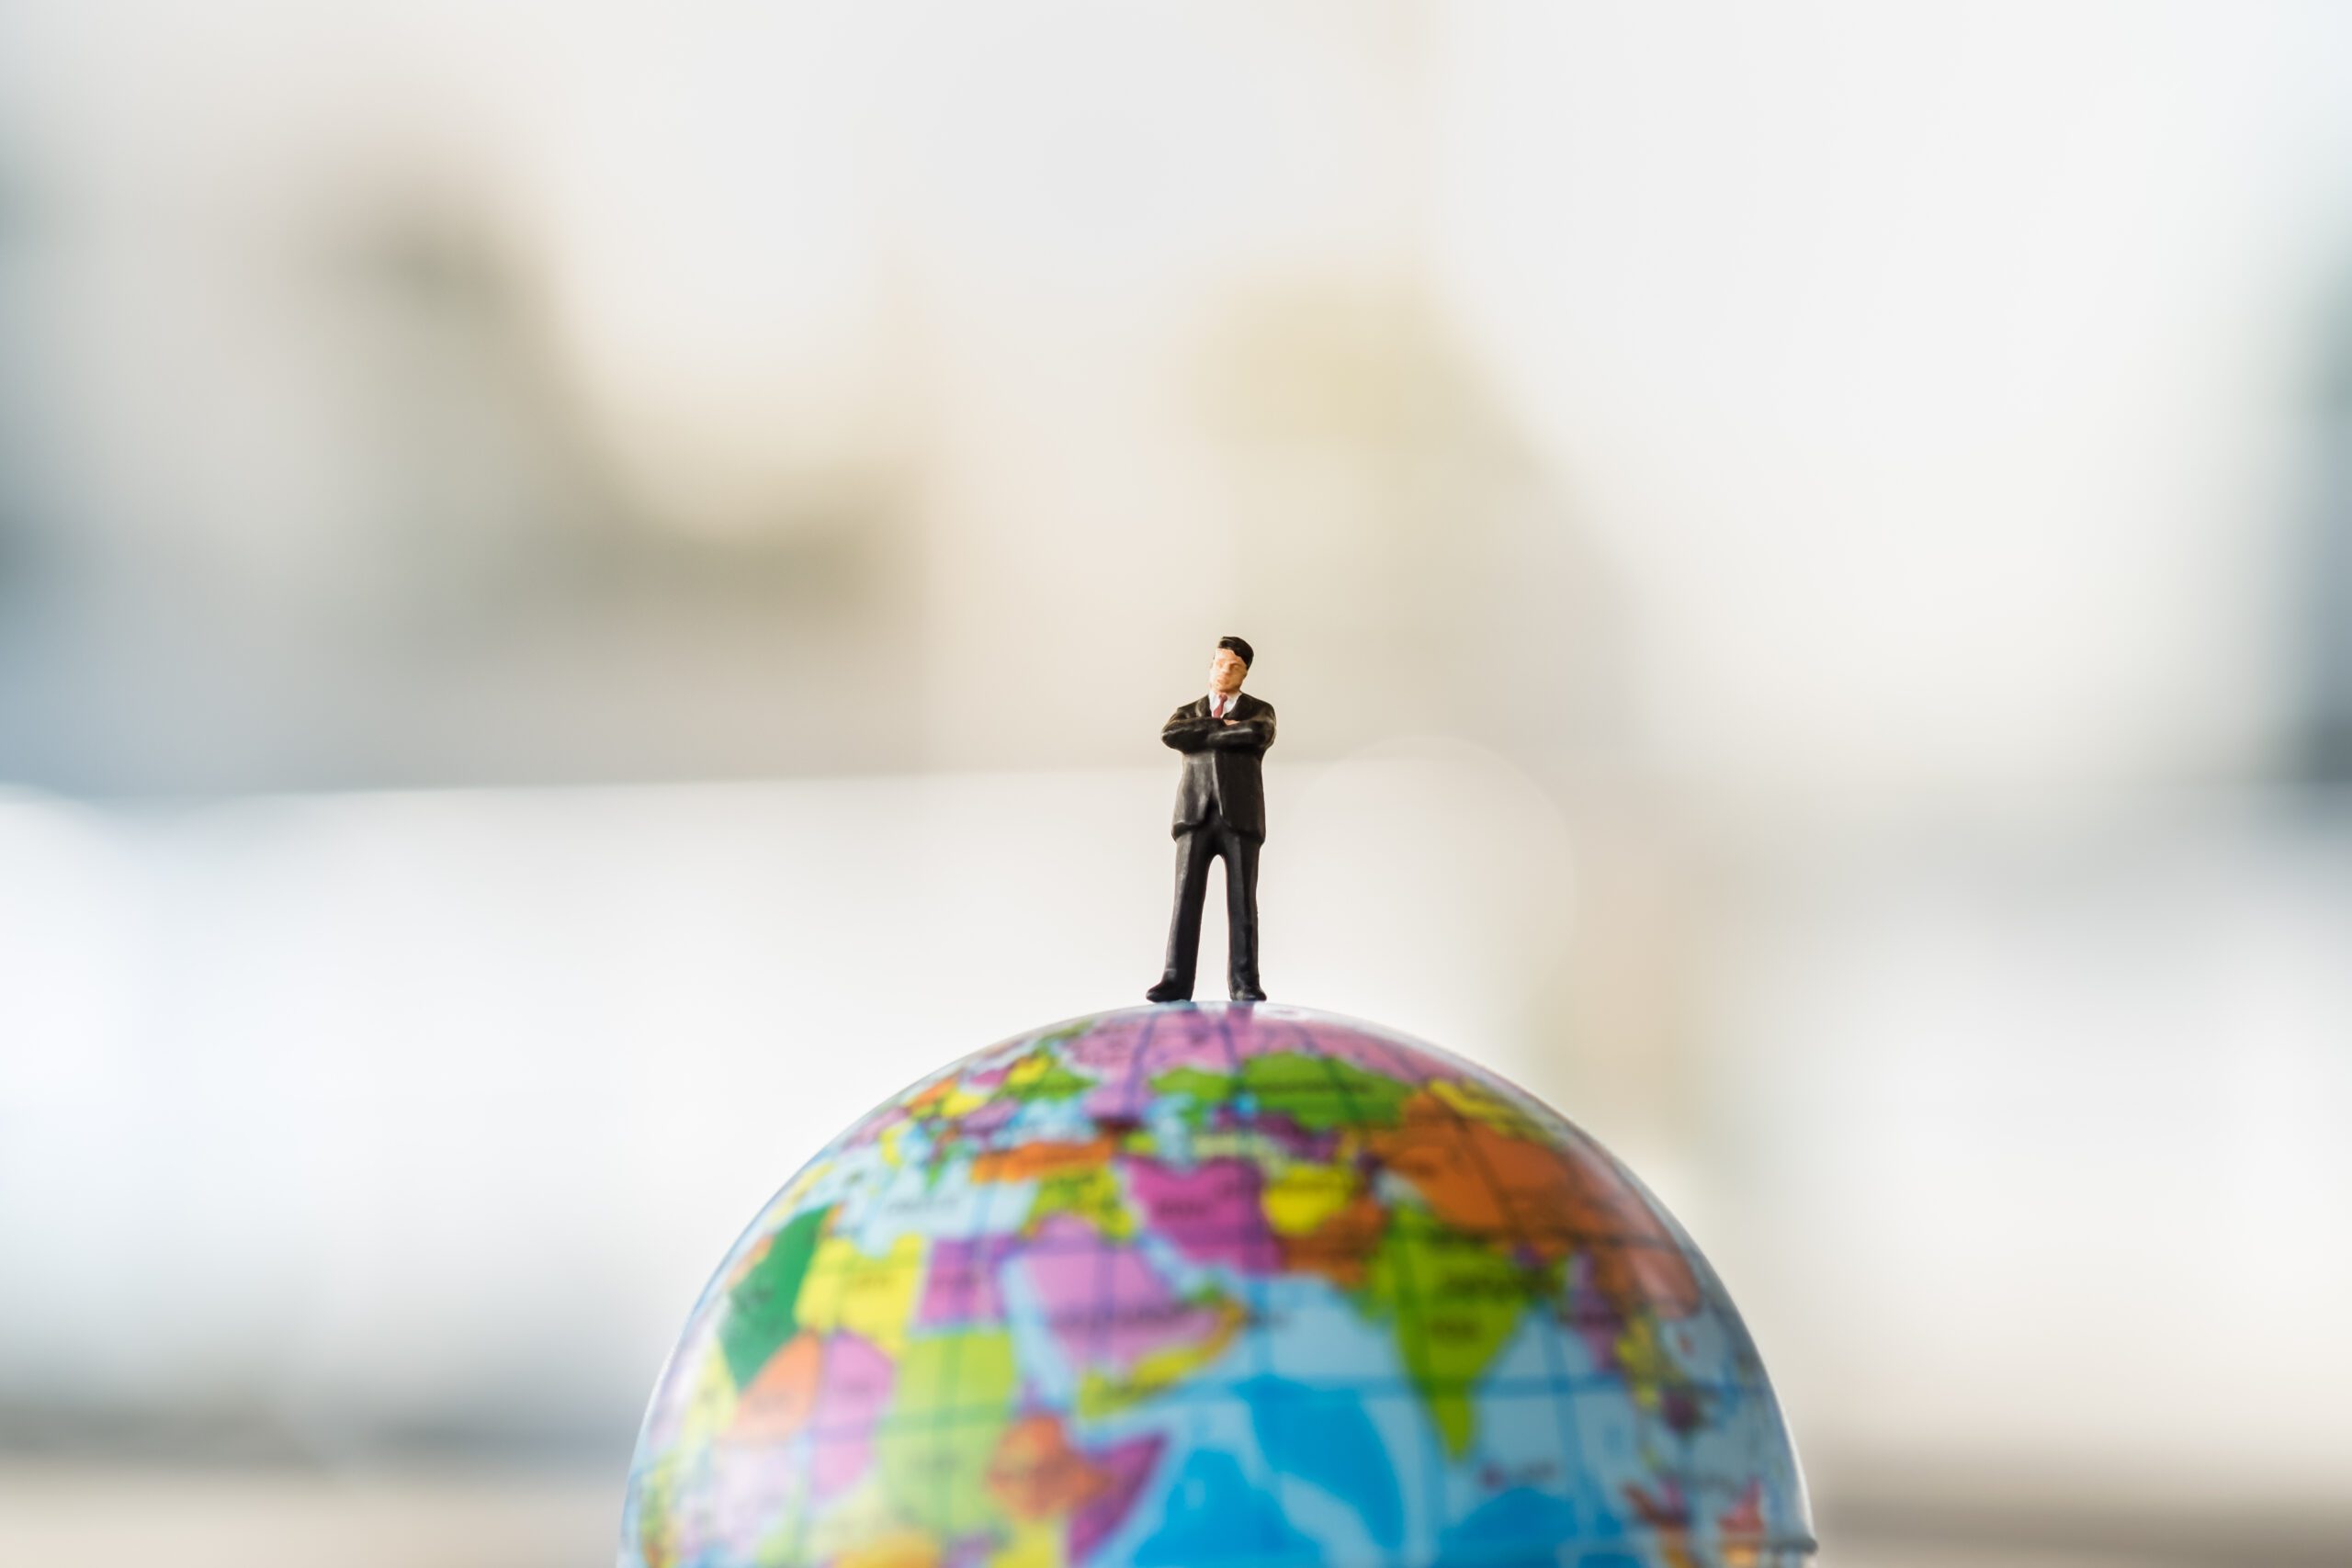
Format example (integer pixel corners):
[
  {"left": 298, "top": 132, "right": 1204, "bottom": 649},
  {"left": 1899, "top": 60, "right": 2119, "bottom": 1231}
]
[{"left": 1162, "top": 693, "right": 1275, "bottom": 840}]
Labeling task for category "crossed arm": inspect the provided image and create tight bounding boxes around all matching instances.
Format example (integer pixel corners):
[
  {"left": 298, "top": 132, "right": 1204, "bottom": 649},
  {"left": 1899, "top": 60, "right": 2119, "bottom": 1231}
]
[{"left": 1162, "top": 704, "right": 1275, "bottom": 754}]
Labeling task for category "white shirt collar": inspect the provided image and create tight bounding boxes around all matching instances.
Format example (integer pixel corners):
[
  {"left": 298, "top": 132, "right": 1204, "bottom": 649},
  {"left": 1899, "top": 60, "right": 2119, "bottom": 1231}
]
[{"left": 1208, "top": 691, "right": 1240, "bottom": 716}]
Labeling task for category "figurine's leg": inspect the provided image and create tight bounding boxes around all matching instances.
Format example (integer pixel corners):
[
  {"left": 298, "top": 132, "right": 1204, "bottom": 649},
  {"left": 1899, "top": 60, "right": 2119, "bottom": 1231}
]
[
  {"left": 1225, "top": 832, "right": 1263, "bottom": 1000},
  {"left": 1148, "top": 829, "right": 1214, "bottom": 1001}
]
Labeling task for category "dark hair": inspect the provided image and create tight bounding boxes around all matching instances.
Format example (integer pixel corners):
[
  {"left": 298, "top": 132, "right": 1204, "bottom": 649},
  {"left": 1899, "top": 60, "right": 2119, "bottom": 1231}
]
[{"left": 1216, "top": 635, "right": 1254, "bottom": 669}]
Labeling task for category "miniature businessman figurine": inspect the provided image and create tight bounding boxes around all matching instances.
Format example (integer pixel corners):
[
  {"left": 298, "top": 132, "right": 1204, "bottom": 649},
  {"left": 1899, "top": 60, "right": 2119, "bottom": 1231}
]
[{"left": 1147, "top": 636, "right": 1275, "bottom": 1003}]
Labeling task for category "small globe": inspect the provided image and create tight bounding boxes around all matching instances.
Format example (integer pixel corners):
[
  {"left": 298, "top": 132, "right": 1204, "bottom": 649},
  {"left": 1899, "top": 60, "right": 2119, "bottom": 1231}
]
[{"left": 622, "top": 1004, "right": 1814, "bottom": 1567}]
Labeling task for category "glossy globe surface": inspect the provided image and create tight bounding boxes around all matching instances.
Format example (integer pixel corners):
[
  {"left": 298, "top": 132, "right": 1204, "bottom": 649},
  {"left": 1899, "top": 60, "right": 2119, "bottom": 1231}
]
[{"left": 622, "top": 1004, "right": 1812, "bottom": 1567}]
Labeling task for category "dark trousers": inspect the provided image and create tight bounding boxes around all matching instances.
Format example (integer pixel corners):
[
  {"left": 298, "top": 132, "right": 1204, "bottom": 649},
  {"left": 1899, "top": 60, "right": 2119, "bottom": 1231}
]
[{"left": 1157, "top": 807, "right": 1261, "bottom": 997}]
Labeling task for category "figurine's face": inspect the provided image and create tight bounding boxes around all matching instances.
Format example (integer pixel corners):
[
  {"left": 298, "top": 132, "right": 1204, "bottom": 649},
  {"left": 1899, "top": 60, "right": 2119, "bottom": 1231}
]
[{"left": 1209, "top": 648, "right": 1248, "bottom": 694}]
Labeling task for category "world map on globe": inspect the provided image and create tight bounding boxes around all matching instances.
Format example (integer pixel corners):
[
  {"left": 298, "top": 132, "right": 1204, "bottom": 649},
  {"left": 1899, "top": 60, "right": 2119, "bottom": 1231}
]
[{"left": 622, "top": 1004, "right": 1812, "bottom": 1568}]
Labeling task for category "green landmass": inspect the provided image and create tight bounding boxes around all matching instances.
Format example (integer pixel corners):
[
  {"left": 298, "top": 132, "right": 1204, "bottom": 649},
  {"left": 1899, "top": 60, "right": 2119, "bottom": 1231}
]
[
  {"left": 877, "top": 1328, "right": 1019, "bottom": 1535},
  {"left": 1361, "top": 1206, "right": 1546, "bottom": 1455},
  {"left": 720, "top": 1205, "right": 832, "bottom": 1386},
  {"left": 1028, "top": 1162, "right": 1136, "bottom": 1238},
  {"left": 1238, "top": 1053, "right": 1413, "bottom": 1132},
  {"left": 1001, "top": 1054, "right": 1094, "bottom": 1102},
  {"left": 1148, "top": 1066, "right": 1236, "bottom": 1129}
]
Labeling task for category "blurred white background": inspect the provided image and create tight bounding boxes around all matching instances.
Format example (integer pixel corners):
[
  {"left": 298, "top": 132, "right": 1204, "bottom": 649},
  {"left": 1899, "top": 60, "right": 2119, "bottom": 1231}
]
[{"left": 5, "top": 2, "right": 2352, "bottom": 1563}]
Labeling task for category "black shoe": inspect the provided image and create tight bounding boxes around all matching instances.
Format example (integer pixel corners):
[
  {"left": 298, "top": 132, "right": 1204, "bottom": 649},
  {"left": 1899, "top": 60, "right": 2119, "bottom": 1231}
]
[
  {"left": 1145, "top": 978, "right": 1193, "bottom": 1004},
  {"left": 1229, "top": 983, "right": 1267, "bottom": 1003}
]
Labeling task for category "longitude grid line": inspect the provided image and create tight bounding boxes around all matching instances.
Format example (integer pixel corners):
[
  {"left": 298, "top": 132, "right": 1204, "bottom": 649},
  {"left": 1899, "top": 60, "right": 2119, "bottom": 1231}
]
[
  {"left": 1422, "top": 1050, "right": 1607, "bottom": 1537},
  {"left": 1572, "top": 1139, "right": 1733, "bottom": 1489},
  {"left": 746, "top": 1121, "right": 920, "bottom": 1565},
  {"left": 773, "top": 1184, "right": 843, "bottom": 1563},
  {"left": 1279, "top": 1012, "right": 1453, "bottom": 1559},
  {"left": 1455, "top": 1072, "right": 1787, "bottom": 1550},
  {"left": 1084, "top": 1004, "right": 1167, "bottom": 1445},
  {"left": 1212, "top": 1004, "right": 1285, "bottom": 1559},
  {"left": 779, "top": 1367, "right": 818, "bottom": 1565},
  {"left": 893, "top": 1030, "right": 1040, "bottom": 1541},
  {"left": 771, "top": 1189, "right": 855, "bottom": 1561}
]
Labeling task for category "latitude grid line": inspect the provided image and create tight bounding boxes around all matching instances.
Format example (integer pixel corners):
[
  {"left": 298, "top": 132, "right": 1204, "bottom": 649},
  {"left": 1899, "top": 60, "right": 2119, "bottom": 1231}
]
[
  {"left": 777, "top": 1058, "right": 1718, "bottom": 1371},
  {"left": 741, "top": 1146, "right": 1784, "bottom": 1375},
  {"left": 863, "top": 1029, "right": 1571, "bottom": 1137},
  {"left": 811, "top": 1056, "right": 1713, "bottom": 1267},
  {"left": 729, "top": 1369, "right": 1784, "bottom": 1452},
  {"left": 837, "top": 1161, "right": 1702, "bottom": 1259},
  {"left": 809, "top": 1223, "right": 1697, "bottom": 1257}
]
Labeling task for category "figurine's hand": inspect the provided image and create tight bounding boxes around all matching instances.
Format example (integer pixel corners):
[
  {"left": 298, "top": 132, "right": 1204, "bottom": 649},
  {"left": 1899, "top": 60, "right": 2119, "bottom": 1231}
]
[{"left": 1207, "top": 720, "right": 1269, "bottom": 750}]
